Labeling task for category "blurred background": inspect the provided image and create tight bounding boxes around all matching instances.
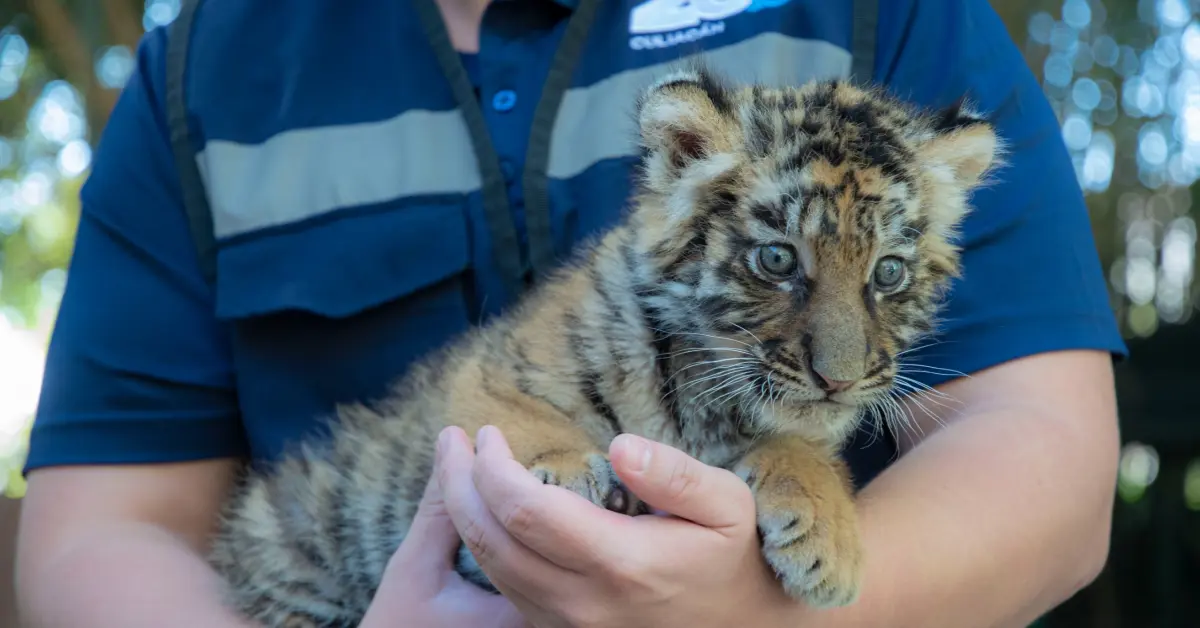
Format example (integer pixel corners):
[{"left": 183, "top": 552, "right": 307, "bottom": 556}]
[{"left": 0, "top": 0, "right": 1196, "bottom": 626}]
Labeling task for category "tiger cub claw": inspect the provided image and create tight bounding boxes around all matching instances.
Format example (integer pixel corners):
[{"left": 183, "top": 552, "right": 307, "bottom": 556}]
[{"left": 528, "top": 450, "right": 647, "bottom": 516}]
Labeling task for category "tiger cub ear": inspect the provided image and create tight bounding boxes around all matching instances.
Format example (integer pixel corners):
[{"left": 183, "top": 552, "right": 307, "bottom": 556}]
[
  {"left": 636, "top": 66, "right": 741, "bottom": 175},
  {"left": 919, "top": 99, "right": 1002, "bottom": 191},
  {"left": 916, "top": 98, "right": 1004, "bottom": 234}
]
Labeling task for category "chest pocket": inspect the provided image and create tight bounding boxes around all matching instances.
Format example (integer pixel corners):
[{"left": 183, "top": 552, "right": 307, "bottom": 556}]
[
  {"left": 208, "top": 198, "right": 477, "bottom": 459},
  {"left": 165, "top": 0, "right": 490, "bottom": 459}
]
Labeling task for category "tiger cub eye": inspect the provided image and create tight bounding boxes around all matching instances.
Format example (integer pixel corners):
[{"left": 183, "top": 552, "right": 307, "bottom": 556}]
[
  {"left": 757, "top": 244, "right": 798, "bottom": 277},
  {"left": 873, "top": 256, "right": 906, "bottom": 291}
]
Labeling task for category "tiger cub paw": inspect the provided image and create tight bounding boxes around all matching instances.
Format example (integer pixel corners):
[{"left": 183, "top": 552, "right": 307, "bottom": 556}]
[
  {"left": 527, "top": 450, "right": 646, "bottom": 516},
  {"left": 750, "top": 474, "right": 863, "bottom": 608}
]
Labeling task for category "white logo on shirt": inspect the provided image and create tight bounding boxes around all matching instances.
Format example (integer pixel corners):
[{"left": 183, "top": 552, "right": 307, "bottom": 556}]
[{"left": 627, "top": 0, "right": 752, "bottom": 50}]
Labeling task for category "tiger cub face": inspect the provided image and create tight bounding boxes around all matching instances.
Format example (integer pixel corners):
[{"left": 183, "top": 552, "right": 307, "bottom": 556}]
[{"left": 627, "top": 68, "right": 1001, "bottom": 438}]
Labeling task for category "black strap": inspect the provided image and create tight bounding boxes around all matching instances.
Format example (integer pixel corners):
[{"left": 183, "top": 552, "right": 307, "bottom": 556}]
[
  {"left": 522, "top": 0, "right": 602, "bottom": 281},
  {"left": 412, "top": 0, "right": 525, "bottom": 297},
  {"left": 413, "top": 0, "right": 601, "bottom": 294},
  {"left": 166, "top": 0, "right": 217, "bottom": 285},
  {"left": 849, "top": 0, "right": 878, "bottom": 85}
]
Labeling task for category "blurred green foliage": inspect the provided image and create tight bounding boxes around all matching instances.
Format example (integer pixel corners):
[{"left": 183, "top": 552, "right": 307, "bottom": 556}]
[
  {"left": 0, "top": 40, "right": 81, "bottom": 325},
  {"left": 0, "top": 0, "right": 131, "bottom": 497}
]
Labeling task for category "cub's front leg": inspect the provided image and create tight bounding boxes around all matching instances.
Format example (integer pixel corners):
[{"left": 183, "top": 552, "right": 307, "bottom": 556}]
[
  {"left": 465, "top": 400, "right": 647, "bottom": 517},
  {"left": 448, "top": 393, "right": 647, "bottom": 590},
  {"left": 732, "top": 434, "right": 863, "bottom": 609}
]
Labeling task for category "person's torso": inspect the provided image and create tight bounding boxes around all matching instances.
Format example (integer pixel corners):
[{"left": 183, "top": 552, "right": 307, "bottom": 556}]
[{"left": 182, "top": 0, "right": 899, "bottom": 484}]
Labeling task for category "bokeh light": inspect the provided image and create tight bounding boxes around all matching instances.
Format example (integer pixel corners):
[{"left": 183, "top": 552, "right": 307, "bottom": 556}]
[
  {"left": 143, "top": 0, "right": 181, "bottom": 30},
  {"left": 0, "top": 28, "right": 28, "bottom": 101},
  {"left": 1029, "top": 0, "right": 1200, "bottom": 336},
  {"left": 95, "top": 46, "right": 135, "bottom": 90},
  {"left": 1118, "top": 441, "right": 1161, "bottom": 502},
  {"left": 0, "top": 316, "right": 42, "bottom": 496}
]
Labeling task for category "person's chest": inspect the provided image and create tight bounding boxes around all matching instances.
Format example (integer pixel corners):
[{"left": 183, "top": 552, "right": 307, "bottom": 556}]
[{"left": 183, "top": 0, "right": 862, "bottom": 465}]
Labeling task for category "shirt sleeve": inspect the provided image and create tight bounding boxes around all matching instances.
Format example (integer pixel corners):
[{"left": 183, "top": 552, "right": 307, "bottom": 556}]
[
  {"left": 871, "top": 0, "right": 1129, "bottom": 388},
  {"left": 23, "top": 26, "right": 247, "bottom": 473}
]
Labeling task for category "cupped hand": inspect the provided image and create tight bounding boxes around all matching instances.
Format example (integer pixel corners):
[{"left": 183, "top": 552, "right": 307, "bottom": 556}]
[
  {"left": 358, "top": 440, "right": 529, "bottom": 628},
  {"left": 435, "top": 425, "right": 796, "bottom": 628}
]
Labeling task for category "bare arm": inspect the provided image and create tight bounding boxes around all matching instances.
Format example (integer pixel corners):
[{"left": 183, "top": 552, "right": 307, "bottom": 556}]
[
  {"left": 15, "top": 460, "right": 259, "bottom": 628},
  {"left": 792, "top": 349, "right": 1120, "bottom": 628}
]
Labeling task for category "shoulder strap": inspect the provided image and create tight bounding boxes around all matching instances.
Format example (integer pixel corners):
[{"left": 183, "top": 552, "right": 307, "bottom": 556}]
[
  {"left": 522, "top": 0, "right": 602, "bottom": 282},
  {"left": 413, "top": 0, "right": 601, "bottom": 295},
  {"left": 849, "top": 0, "right": 878, "bottom": 85},
  {"left": 411, "top": 0, "right": 526, "bottom": 297},
  {"left": 166, "top": 0, "right": 218, "bottom": 285}
]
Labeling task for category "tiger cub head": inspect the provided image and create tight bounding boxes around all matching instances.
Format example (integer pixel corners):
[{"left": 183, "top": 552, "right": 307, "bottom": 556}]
[{"left": 628, "top": 67, "right": 1001, "bottom": 441}]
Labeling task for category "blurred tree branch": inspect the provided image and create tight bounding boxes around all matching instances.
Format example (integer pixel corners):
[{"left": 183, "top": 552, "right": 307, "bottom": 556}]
[
  {"left": 103, "top": 0, "right": 142, "bottom": 52},
  {"left": 18, "top": 0, "right": 145, "bottom": 141},
  {"left": 25, "top": 0, "right": 116, "bottom": 136}
]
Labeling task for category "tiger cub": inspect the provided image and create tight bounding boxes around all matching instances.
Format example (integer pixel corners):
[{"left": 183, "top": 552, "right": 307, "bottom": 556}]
[{"left": 209, "top": 67, "right": 1000, "bottom": 627}]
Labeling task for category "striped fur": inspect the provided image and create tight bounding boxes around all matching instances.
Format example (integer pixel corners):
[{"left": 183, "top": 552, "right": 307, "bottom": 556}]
[{"left": 209, "top": 67, "right": 1001, "bottom": 626}]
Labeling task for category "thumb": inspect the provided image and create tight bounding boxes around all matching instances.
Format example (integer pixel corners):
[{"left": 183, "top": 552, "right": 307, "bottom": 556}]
[
  {"left": 390, "top": 449, "right": 462, "bottom": 573},
  {"left": 608, "top": 434, "right": 755, "bottom": 533}
]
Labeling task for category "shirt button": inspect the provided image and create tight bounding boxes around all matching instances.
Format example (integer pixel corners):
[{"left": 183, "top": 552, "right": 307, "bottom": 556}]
[
  {"left": 500, "top": 158, "right": 518, "bottom": 180},
  {"left": 492, "top": 89, "right": 517, "bottom": 112}
]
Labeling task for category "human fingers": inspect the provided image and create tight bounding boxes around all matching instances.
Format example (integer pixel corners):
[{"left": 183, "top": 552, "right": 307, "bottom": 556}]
[
  {"left": 608, "top": 433, "right": 755, "bottom": 535},
  {"left": 435, "top": 426, "right": 568, "bottom": 596},
  {"left": 387, "top": 449, "right": 461, "bottom": 577},
  {"left": 472, "top": 425, "right": 629, "bottom": 573}
]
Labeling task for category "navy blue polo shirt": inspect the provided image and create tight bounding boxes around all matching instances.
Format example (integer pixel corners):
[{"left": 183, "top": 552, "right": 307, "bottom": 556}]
[{"left": 25, "top": 0, "right": 1128, "bottom": 487}]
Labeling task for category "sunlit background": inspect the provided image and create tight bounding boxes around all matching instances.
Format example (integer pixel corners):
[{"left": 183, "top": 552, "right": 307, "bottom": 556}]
[
  {"left": 0, "top": 0, "right": 1198, "bottom": 625},
  {"left": 1029, "top": 0, "right": 1198, "bottom": 336}
]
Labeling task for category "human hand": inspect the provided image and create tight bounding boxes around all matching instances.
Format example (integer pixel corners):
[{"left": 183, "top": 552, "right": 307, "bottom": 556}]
[
  {"left": 358, "top": 444, "right": 529, "bottom": 628},
  {"left": 435, "top": 424, "right": 796, "bottom": 628}
]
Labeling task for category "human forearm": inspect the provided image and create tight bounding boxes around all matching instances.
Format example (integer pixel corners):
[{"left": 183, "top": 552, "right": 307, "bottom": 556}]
[
  {"left": 18, "top": 521, "right": 258, "bottom": 628},
  {"left": 786, "top": 400, "right": 1118, "bottom": 627}
]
